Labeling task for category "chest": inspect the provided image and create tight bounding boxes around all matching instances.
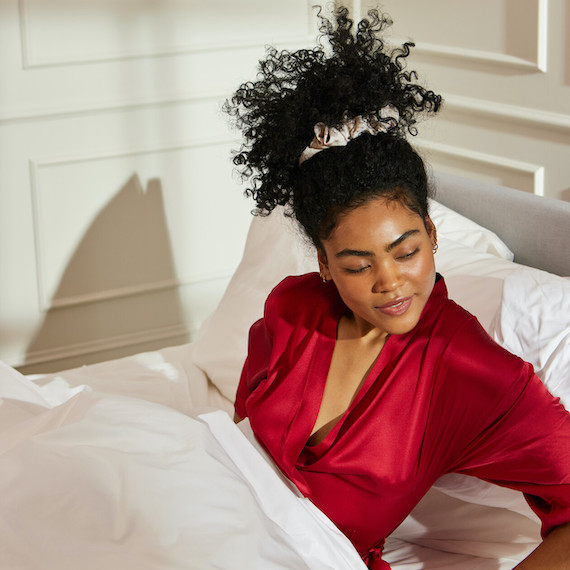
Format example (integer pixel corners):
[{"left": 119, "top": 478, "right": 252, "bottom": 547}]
[{"left": 308, "top": 331, "right": 386, "bottom": 445}]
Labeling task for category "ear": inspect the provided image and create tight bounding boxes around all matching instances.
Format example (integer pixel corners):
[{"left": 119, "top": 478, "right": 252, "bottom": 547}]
[
  {"left": 317, "top": 248, "right": 331, "bottom": 281},
  {"left": 424, "top": 215, "right": 437, "bottom": 246}
]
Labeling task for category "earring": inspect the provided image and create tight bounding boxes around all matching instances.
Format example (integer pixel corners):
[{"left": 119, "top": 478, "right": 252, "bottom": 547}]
[
  {"left": 320, "top": 272, "right": 328, "bottom": 283},
  {"left": 431, "top": 226, "right": 438, "bottom": 254}
]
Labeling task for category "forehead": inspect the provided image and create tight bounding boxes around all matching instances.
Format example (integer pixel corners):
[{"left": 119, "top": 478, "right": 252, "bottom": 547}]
[{"left": 327, "top": 197, "right": 425, "bottom": 244}]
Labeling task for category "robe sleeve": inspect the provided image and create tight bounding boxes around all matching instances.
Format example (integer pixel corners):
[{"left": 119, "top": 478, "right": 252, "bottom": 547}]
[
  {"left": 440, "top": 318, "right": 570, "bottom": 538},
  {"left": 234, "top": 317, "right": 273, "bottom": 419}
]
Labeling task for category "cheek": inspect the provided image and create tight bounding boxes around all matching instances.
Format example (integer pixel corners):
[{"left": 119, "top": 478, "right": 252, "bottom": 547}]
[
  {"left": 407, "top": 252, "right": 436, "bottom": 280},
  {"left": 333, "top": 276, "right": 370, "bottom": 304}
]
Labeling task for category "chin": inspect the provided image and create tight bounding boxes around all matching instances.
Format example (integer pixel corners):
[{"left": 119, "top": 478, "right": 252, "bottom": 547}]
[{"left": 378, "top": 312, "right": 423, "bottom": 337}]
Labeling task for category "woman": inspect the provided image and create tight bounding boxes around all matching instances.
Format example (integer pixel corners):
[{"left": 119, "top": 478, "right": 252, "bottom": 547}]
[{"left": 226, "top": 7, "right": 570, "bottom": 569}]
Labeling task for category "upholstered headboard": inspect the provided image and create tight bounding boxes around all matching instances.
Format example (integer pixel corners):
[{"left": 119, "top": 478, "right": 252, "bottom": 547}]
[{"left": 432, "top": 171, "right": 570, "bottom": 277}]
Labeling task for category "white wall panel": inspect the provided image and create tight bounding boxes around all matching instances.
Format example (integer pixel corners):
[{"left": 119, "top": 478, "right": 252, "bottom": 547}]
[
  {"left": 31, "top": 139, "right": 248, "bottom": 311},
  {"left": 374, "top": 0, "right": 546, "bottom": 71},
  {"left": 1, "top": 0, "right": 315, "bottom": 121},
  {"left": 360, "top": 0, "right": 570, "bottom": 202},
  {"left": 0, "top": 0, "right": 318, "bottom": 372},
  {"left": 416, "top": 140, "right": 544, "bottom": 195},
  {"left": 20, "top": 0, "right": 314, "bottom": 66}
]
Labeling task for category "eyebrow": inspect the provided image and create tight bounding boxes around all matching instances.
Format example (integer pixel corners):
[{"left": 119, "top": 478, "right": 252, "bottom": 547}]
[{"left": 334, "top": 229, "right": 421, "bottom": 258}]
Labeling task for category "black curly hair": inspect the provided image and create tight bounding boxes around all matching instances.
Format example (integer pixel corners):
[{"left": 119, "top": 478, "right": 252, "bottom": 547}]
[{"left": 224, "top": 5, "right": 442, "bottom": 249}]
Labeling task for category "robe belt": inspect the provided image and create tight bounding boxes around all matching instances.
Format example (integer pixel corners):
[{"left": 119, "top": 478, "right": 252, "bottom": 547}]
[{"left": 362, "top": 540, "right": 390, "bottom": 570}]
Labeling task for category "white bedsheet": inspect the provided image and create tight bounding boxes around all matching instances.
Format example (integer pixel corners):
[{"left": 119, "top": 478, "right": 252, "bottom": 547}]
[{"left": 1, "top": 361, "right": 366, "bottom": 570}]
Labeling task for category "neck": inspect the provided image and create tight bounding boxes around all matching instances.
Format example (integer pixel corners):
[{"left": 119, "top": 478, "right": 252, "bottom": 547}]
[{"left": 340, "top": 312, "right": 388, "bottom": 345}]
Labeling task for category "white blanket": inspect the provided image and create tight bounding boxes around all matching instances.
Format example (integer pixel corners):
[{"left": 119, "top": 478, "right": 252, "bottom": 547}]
[{"left": 0, "top": 361, "right": 366, "bottom": 570}]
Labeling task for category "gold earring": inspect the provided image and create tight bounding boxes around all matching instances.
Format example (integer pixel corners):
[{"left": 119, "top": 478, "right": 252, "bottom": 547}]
[{"left": 320, "top": 271, "right": 328, "bottom": 283}]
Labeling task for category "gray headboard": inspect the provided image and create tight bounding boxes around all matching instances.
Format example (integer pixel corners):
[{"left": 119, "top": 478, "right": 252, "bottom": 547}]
[{"left": 431, "top": 171, "right": 570, "bottom": 277}]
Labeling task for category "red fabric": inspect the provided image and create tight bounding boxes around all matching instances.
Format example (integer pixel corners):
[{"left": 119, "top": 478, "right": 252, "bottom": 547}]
[{"left": 235, "top": 273, "right": 570, "bottom": 566}]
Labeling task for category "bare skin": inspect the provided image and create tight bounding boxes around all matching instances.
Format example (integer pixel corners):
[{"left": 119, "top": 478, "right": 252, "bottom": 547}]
[
  {"left": 514, "top": 523, "right": 570, "bottom": 569},
  {"left": 307, "top": 316, "right": 386, "bottom": 446}
]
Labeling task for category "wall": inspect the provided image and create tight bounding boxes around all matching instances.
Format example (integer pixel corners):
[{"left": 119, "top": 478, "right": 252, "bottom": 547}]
[
  {"left": 0, "top": 0, "right": 317, "bottom": 373},
  {"left": 352, "top": 0, "right": 570, "bottom": 200},
  {"left": 2, "top": 1, "right": 568, "bottom": 374}
]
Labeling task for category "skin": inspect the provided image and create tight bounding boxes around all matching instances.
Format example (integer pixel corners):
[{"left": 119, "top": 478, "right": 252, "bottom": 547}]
[
  {"left": 514, "top": 522, "right": 570, "bottom": 569},
  {"left": 236, "top": 194, "right": 570, "bottom": 566}
]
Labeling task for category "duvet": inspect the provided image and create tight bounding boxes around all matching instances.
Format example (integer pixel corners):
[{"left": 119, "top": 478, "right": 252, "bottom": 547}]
[{"left": 0, "top": 361, "right": 366, "bottom": 569}]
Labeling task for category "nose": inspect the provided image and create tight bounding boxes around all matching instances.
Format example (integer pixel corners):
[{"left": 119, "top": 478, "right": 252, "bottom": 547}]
[{"left": 371, "top": 260, "right": 403, "bottom": 294}]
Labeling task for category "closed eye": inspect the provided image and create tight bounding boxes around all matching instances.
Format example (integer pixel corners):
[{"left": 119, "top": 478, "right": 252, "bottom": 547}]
[
  {"left": 344, "top": 265, "right": 370, "bottom": 274},
  {"left": 397, "top": 248, "right": 419, "bottom": 260}
]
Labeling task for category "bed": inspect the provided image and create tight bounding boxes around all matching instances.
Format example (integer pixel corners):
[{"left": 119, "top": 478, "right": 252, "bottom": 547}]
[{"left": 2, "top": 171, "right": 570, "bottom": 569}]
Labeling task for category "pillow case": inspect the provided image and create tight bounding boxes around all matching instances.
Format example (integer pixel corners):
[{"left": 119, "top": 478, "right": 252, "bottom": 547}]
[
  {"left": 192, "top": 208, "right": 317, "bottom": 401},
  {"left": 428, "top": 199, "right": 514, "bottom": 261},
  {"left": 491, "top": 268, "right": 570, "bottom": 409}
]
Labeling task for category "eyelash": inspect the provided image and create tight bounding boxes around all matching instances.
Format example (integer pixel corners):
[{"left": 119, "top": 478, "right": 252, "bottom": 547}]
[
  {"left": 343, "top": 248, "right": 419, "bottom": 273},
  {"left": 344, "top": 266, "right": 369, "bottom": 274},
  {"left": 398, "top": 248, "right": 419, "bottom": 260}
]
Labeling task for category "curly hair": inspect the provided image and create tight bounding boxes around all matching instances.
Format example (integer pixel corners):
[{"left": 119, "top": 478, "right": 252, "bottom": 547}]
[{"left": 224, "top": 5, "right": 442, "bottom": 248}]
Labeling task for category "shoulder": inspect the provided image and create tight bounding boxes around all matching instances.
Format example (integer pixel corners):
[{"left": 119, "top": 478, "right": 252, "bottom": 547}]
[
  {"left": 264, "top": 272, "right": 343, "bottom": 328},
  {"left": 432, "top": 295, "right": 536, "bottom": 416},
  {"left": 417, "top": 279, "right": 532, "bottom": 401},
  {"left": 269, "top": 272, "right": 321, "bottom": 296},
  {"left": 437, "top": 293, "right": 527, "bottom": 374},
  {"left": 266, "top": 272, "right": 330, "bottom": 305}
]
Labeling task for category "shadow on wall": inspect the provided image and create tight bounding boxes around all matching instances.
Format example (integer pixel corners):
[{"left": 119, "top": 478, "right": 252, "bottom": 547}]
[{"left": 21, "top": 174, "right": 187, "bottom": 375}]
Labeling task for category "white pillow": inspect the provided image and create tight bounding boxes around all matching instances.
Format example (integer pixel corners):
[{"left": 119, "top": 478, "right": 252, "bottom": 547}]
[
  {"left": 428, "top": 199, "right": 514, "bottom": 260},
  {"left": 491, "top": 268, "right": 570, "bottom": 409},
  {"left": 192, "top": 208, "right": 317, "bottom": 401}
]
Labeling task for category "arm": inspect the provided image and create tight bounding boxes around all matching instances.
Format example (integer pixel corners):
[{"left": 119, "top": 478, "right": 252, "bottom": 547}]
[
  {"left": 514, "top": 522, "right": 570, "bottom": 569},
  {"left": 434, "top": 319, "right": 570, "bottom": 567},
  {"left": 453, "top": 375, "right": 570, "bottom": 569}
]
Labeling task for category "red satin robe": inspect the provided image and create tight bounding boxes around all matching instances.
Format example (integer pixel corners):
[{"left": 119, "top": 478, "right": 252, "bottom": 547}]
[{"left": 234, "top": 273, "right": 570, "bottom": 568}]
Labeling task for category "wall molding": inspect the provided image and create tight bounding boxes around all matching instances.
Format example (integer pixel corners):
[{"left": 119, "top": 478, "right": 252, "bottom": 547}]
[
  {"left": 18, "top": 0, "right": 316, "bottom": 69},
  {"left": 23, "top": 33, "right": 316, "bottom": 69},
  {"left": 392, "top": 0, "right": 548, "bottom": 72},
  {"left": 0, "top": 91, "right": 226, "bottom": 124},
  {"left": 443, "top": 93, "right": 570, "bottom": 133},
  {"left": 14, "top": 322, "right": 193, "bottom": 369},
  {"left": 537, "top": 0, "right": 549, "bottom": 72},
  {"left": 45, "top": 272, "right": 234, "bottom": 311},
  {"left": 29, "top": 136, "right": 240, "bottom": 312},
  {"left": 413, "top": 41, "right": 543, "bottom": 72},
  {"left": 30, "top": 135, "right": 238, "bottom": 167},
  {"left": 415, "top": 139, "right": 545, "bottom": 196},
  {"left": 46, "top": 279, "right": 180, "bottom": 311}
]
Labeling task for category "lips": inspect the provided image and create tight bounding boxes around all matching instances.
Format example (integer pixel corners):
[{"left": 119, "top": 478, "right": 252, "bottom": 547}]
[{"left": 376, "top": 296, "right": 413, "bottom": 316}]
